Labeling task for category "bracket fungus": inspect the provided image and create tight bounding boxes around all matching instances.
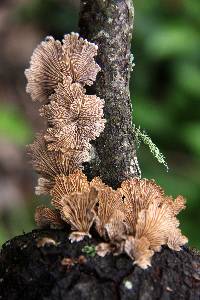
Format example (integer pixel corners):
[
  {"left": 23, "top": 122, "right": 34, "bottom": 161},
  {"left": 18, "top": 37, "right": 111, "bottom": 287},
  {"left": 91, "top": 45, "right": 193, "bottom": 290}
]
[{"left": 26, "top": 33, "right": 188, "bottom": 269}]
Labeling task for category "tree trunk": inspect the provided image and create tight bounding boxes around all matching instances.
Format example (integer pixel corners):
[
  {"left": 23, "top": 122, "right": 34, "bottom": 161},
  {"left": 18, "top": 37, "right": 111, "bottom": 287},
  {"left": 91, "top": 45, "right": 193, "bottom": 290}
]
[{"left": 79, "top": 0, "right": 140, "bottom": 188}]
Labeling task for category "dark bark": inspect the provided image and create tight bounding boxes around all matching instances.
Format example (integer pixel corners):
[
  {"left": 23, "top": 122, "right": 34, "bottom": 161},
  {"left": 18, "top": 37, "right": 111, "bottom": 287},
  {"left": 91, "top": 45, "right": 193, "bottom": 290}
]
[
  {"left": 79, "top": 0, "right": 140, "bottom": 188},
  {"left": 0, "top": 229, "right": 200, "bottom": 300}
]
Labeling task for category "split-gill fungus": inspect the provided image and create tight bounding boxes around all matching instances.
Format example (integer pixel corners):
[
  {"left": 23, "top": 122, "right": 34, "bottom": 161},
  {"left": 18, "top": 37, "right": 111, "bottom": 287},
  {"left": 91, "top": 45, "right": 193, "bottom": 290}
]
[{"left": 26, "top": 33, "right": 187, "bottom": 269}]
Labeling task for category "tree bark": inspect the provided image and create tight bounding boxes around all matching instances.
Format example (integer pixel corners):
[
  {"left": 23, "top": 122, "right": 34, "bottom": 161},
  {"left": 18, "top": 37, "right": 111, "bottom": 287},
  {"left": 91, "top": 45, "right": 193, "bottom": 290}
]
[{"left": 79, "top": 0, "right": 140, "bottom": 188}]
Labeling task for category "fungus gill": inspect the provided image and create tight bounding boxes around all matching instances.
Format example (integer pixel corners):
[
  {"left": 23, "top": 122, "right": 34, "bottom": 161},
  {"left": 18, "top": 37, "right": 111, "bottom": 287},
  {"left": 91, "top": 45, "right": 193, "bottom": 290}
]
[{"left": 26, "top": 33, "right": 188, "bottom": 269}]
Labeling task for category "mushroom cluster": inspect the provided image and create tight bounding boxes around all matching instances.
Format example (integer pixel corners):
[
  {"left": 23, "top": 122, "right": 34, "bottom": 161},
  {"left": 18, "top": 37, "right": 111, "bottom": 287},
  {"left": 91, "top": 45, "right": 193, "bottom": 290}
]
[{"left": 26, "top": 33, "right": 187, "bottom": 269}]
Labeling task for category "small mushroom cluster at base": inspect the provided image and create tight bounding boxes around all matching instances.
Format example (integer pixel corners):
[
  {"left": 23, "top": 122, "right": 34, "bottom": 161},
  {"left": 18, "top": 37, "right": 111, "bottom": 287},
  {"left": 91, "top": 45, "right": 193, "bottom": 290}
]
[
  {"left": 26, "top": 33, "right": 188, "bottom": 269},
  {"left": 94, "top": 177, "right": 187, "bottom": 269},
  {"left": 35, "top": 171, "right": 188, "bottom": 269}
]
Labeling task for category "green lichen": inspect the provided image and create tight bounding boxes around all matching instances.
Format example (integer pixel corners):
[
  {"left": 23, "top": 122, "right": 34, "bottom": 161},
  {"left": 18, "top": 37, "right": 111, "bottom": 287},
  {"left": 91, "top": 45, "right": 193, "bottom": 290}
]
[
  {"left": 130, "top": 53, "right": 135, "bottom": 71},
  {"left": 134, "top": 126, "right": 169, "bottom": 171}
]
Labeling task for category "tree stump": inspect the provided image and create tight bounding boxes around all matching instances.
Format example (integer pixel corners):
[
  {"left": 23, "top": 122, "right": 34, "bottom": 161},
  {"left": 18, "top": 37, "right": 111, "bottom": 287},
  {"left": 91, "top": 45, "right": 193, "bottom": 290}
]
[{"left": 0, "top": 229, "right": 200, "bottom": 300}]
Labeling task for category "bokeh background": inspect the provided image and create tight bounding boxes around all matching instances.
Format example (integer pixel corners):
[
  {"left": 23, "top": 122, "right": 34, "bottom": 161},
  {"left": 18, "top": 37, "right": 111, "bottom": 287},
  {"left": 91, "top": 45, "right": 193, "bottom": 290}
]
[{"left": 0, "top": 0, "right": 199, "bottom": 248}]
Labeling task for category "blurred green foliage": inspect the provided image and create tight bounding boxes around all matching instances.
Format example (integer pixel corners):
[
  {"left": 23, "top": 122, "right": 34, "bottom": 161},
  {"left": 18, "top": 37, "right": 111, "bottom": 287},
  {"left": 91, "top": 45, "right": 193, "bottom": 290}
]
[
  {"left": 0, "top": 104, "right": 32, "bottom": 146},
  {"left": 133, "top": 0, "right": 200, "bottom": 248},
  {"left": 14, "top": 0, "right": 79, "bottom": 36},
  {"left": 0, "top": 0, "right": 199, "bottom": 249}
]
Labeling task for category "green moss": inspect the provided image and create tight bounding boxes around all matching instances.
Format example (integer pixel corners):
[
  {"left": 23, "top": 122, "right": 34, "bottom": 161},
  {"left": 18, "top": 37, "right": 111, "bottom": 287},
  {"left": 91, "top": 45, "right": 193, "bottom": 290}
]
[{"left": 82, "top": 245, "right": 96, "bottom": 257}]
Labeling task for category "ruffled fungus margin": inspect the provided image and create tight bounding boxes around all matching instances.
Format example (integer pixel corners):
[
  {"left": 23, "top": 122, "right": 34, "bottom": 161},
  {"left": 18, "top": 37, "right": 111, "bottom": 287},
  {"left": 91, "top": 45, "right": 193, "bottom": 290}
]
[{"left": 26, "top": 33, "right": 188, "bottom": 269}]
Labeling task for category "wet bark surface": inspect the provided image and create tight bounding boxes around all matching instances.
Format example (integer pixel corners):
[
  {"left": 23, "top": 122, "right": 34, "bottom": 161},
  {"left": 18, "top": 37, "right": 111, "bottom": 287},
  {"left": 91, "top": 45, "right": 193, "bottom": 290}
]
[
  {"left": 0, "top": 229, "right": 200, "bottom": 300},
  {"left": 79, "top": 0, "right": 141, "bottom": 188}
]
